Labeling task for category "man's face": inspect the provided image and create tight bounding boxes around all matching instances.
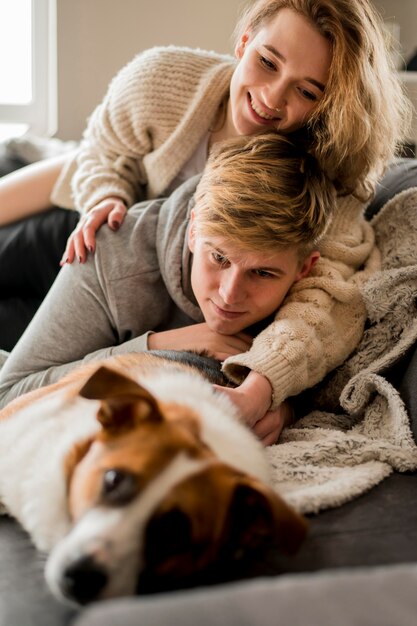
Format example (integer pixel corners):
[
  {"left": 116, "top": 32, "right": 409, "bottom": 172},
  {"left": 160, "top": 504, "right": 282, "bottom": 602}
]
[{"left": 188, "top": 216, "right": 318, "bottom": 335}]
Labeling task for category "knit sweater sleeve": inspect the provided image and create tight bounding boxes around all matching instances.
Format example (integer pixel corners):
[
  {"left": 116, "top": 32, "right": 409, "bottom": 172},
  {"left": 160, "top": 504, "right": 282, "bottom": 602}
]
[
  {"left": 51, "top": 47, "right": 233, "bottom": 212},
  {"left": 222, "top": 195, "right": 381, "bottom": 409},
  {"left": 70, "top": 48, "right": 174, "bottom": 212}
]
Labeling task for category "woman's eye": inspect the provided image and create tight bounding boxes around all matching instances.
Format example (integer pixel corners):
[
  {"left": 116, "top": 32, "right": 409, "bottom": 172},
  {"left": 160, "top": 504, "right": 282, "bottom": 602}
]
[
  {"left": 299, "top": 88, "right": 317, "bottom": 102},
  {"left": 101, "top": 469, "right": 138, "bottom": 505},
  {"left": 260, "top": 55, "right": 276, "bottom": 71}
]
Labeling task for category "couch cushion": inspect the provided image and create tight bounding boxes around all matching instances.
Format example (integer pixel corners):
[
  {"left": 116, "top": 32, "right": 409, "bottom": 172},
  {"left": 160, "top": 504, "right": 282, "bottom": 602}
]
[
  {"left": 0, "top": 515, "right": 78, "bottom": 626},
  {"left": 366, "top": 158, "right": 417, "bottom": 219},
  {"left": 73, "top": 563, "right": 417, "bottom": 626}
]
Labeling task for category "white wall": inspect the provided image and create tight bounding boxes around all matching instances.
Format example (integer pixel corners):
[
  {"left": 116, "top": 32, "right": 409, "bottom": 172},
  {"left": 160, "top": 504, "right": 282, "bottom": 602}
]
[
  {"left": 56, "top": 0, "right": 245, "bottom": 139},
  {"left": 373, "top": 0, "right": 417, "bottom": 64}
]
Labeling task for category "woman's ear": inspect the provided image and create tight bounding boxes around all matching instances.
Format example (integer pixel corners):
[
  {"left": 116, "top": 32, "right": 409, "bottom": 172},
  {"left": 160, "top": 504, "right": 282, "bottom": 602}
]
[
  {"left": 235, "top": 32, "right": 249, "bottom": 59},
  {"left": 188, "top": 209, "right": 196, "bottom": 253},
  {"left": 294, "top": 251, "right": 320, "bottom": 282}
]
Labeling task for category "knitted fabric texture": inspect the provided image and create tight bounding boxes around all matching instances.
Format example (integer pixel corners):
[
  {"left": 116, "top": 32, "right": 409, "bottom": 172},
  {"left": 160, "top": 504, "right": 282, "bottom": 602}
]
[
  {"left": 224, "top": 194, "right": 380, "bottom": 408},
  {"left": 267, "top": 188, "right": 417, "bottom": 514},
  {"left": 51, "top": 47, "right": 234, "bottom": 212}
]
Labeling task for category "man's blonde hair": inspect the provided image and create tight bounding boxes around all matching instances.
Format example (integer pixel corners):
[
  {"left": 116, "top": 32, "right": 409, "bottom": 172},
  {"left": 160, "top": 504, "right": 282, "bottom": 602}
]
[
  {"left": 233, "top": 0, "right": 412, "bottom": 199},
  {"left": 194, "top": 132, "right": 335, "bottom": 260}
]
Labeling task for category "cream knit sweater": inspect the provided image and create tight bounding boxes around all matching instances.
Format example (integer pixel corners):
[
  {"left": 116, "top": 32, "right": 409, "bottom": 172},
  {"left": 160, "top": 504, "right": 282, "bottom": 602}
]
[
  {"left": 50, "top": 45, "right": 380, "bottom": 410},
  {"left": 51, "top": 46, "right": 235, "bottom": 211},
  {"left": 223, "top": 195, "right": 381, "bottom": 407}
]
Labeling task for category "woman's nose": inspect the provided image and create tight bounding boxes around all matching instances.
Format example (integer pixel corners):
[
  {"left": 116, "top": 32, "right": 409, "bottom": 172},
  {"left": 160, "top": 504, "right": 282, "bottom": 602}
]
[{"left": 262, "top": 78, "right": 288, "bottom": 111}]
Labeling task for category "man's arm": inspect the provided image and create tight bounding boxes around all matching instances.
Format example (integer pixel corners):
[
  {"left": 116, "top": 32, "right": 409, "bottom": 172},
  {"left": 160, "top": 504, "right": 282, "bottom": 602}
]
[{"left": 0, "top": 261, "right": 153, "bottom": 408}]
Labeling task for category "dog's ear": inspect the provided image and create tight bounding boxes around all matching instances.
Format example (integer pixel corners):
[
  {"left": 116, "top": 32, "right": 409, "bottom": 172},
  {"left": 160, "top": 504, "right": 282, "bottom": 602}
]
[
  {"left": 79, "top": 365, "right": 163, "bottom": 429},
  {"left": 144, "top": 463, "right": 307, "bottom": 582},
  {"left": 226, "top": 474, "right": 308, "bottom": 557}
]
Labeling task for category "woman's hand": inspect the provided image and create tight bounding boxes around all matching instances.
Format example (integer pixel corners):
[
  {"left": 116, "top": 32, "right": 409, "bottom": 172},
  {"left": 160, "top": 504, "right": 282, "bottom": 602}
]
[
  {"left": 148, "top": 323, "right": 253, "bottom": 361},
  {"left": 61, "top": 197, "right": 127, "bottom": 264},
  {"left": 214, "top": 370, "right": 294, "bottom": 446},
  {"left": 252, "top": 402, "right": 294, "bottom": 446}
]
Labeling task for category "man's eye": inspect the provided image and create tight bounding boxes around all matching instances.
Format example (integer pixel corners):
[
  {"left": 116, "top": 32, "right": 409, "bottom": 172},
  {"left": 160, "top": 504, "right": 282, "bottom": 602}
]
[
  {"left": 212, "top": 252, "right": 226, "bottom": 264},
  {"left": 260, "top": 55, "right": 276, "bottom": 71},
  {"left": 254, "top": 269, "right": 273, "bottom": 278}
]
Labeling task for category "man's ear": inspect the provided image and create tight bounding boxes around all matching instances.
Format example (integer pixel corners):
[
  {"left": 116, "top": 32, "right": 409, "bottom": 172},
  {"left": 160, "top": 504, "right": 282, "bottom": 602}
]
[
  {"left": 188, "top": 209, "right": 196, "bottom": 253},
  {"left": 235, "top": 32, "right": 249, "bottom": 59},
  {"left": 294, "top": 251, "right": 320, "bottom": 282}
]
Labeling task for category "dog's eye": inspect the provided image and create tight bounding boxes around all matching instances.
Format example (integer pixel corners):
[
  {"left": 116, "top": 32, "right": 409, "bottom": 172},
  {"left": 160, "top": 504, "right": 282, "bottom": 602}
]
[{"left": 101, "top": 469, "right": 138, "bottom": 505}]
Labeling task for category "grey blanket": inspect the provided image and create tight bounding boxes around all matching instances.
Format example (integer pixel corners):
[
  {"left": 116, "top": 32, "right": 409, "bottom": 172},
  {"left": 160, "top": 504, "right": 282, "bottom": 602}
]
[{"left": 267, "top": 187, "right": 417, "bottom": 513}]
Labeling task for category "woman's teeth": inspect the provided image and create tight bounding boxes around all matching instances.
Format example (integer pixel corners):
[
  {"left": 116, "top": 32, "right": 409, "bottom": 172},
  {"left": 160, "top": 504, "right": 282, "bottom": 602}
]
[{"left": 250, "top": 97, "right": 276, "bottom": 120}]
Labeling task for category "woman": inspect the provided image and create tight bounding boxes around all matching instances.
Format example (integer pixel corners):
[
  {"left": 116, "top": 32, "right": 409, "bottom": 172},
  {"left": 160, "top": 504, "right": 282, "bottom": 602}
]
[
  {"left": 0, "top": 0, "right": 411, "bottom": 439},
  {"left": 1, "top": 1, "right": 408, "bottom": 248}
]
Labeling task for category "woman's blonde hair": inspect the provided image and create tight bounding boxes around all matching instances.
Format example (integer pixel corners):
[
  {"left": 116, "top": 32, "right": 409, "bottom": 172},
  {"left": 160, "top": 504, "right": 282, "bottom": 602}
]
[
  {"left": 194, "top": 132, "right": 335, "bottom": 259},
  {"left": 233, "top": 0, "right": 412, "bottom": 198}
]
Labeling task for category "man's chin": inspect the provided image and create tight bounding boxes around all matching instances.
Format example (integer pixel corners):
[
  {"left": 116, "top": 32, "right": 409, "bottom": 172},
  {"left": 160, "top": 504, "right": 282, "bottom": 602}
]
[{"left": 206, "top": 317, "right": 247, "bottom": 336}]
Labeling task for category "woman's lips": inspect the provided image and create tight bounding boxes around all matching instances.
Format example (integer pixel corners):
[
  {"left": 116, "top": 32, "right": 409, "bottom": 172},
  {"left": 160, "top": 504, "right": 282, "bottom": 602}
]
[{"left": 247, "top": 93, "right": 281, "bottom": 125}]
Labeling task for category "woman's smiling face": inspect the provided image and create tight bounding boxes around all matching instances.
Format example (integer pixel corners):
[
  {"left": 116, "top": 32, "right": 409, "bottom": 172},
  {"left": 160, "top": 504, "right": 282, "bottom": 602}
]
[{"left": 227, "top": 7, "right": 332, "bottom": 136}]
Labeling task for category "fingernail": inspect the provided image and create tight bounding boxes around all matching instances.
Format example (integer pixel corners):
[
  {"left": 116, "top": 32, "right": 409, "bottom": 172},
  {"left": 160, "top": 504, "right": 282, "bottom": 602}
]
[
  {"left": 87, "top": 245, "right": 95, "bottom": 254},
  {"left": 78, "top": 256, "right": 83, "bottom": 264},
  {"left": 110, "top": 221, "right": 120, "bottom": 231},
  {"left": 60, "top": 257, "right": 68, "bottom": 266}
]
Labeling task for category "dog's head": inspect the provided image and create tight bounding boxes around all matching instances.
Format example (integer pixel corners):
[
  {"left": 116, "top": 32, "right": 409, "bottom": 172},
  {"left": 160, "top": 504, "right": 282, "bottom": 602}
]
[{"left": 46, "top": 366, "right": 307, "bottom": 605}]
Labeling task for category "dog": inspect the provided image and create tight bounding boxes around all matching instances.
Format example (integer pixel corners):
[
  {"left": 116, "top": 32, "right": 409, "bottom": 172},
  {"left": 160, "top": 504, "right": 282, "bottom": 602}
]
[{"left": 0, "top": 350, "right": 307, "bottom": 605}]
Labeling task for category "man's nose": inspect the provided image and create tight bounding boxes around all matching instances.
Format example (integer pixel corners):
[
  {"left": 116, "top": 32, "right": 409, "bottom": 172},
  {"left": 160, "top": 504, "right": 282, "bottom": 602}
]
[{"left": 219, "top": 270, "right": 245, "bottom": 305}]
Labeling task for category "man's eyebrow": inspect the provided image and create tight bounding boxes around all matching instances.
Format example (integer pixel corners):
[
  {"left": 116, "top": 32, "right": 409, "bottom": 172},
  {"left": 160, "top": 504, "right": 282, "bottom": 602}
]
[
  {"left": 263, "top": 44, "right": 326, "bottom": 92},
  {"left": 205, "top": 241, "right": 287, "bottom": 276},
  {"left": 205, "top": 241, "right": 224, "bottom": 253}
]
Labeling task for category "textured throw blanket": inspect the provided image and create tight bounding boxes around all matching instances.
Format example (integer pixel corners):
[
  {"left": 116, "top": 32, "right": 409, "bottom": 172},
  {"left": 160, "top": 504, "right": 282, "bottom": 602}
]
[{"left": 267, "top": 188, "right": 417, "bottom": 514}]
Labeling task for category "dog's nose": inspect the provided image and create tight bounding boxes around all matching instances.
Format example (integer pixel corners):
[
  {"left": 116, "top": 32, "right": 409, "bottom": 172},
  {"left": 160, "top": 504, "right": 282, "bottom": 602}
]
[{"left": 60, "top": 555, "right": 108, "bottom": 604}]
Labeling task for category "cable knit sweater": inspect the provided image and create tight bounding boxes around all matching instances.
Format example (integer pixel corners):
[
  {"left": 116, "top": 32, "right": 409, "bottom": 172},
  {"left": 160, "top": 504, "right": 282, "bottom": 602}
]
[
  {"left": 51, "top": 46, "right": 235, "bottom": 211},
  {"left": 223, "top": 193, "right": 381, "bottom": 406}
]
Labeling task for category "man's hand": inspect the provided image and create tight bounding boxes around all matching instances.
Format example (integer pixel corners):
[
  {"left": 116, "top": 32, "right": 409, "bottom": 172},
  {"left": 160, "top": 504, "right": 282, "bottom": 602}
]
[
  {"left": 61, "top": 197, "right": 127, "bottom": 264},
  {"left": 148, "top": 323, "right": 252, "bottom": 361}
]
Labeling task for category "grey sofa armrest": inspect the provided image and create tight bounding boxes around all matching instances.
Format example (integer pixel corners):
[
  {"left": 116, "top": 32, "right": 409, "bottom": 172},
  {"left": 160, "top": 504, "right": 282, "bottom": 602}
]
[{"left": 73, "top": 564, "right": 417, "bottom": 626}]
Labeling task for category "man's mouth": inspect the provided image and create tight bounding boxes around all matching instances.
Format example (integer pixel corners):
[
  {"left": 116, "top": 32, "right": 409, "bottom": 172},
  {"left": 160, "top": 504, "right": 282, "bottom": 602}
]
[{"left": 211, "top": 301, "right": 245, "bottom": 320}]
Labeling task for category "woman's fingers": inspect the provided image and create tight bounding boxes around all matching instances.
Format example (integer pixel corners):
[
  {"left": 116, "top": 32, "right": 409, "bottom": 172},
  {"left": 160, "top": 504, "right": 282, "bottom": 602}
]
[
  {"left": 60, "top": 199, "right": 127, "bottom": 265},
  {"left": 107, "top": 203, "right": 127, "bottom": 231}
]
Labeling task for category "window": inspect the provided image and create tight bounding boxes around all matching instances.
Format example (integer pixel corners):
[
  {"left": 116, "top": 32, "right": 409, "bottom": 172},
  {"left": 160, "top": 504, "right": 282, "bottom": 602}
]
[{"left": 0, "top": 0, "right": 57, "bottom": 141}]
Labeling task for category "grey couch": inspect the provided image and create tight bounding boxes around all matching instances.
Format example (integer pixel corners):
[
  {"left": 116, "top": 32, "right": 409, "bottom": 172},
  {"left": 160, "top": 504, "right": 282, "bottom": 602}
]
[
  {"left": 1, "top": 472, "right": 416, "bottom": 626},
  {"left": 1, "top": 158, "right": 417, "bottom": 626}
]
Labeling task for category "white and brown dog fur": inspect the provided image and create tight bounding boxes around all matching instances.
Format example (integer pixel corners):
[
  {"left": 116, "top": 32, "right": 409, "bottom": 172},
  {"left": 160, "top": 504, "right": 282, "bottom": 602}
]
[{"left": 0, "top": 351, "right": 307, "bottom": 605}]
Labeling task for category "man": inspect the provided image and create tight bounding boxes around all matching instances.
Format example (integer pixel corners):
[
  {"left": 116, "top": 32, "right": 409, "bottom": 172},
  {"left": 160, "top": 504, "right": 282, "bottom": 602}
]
[{"left": 0, "top": 133, "right": 335, "bottom": 444}]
